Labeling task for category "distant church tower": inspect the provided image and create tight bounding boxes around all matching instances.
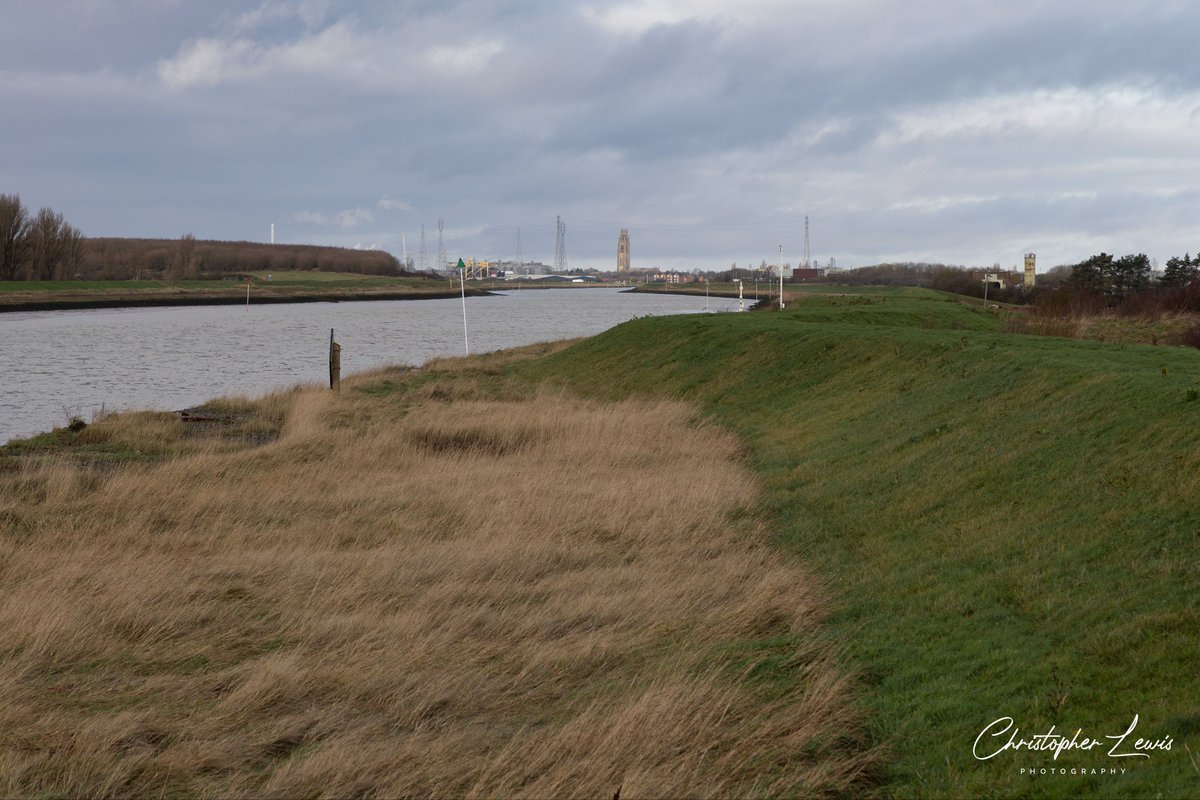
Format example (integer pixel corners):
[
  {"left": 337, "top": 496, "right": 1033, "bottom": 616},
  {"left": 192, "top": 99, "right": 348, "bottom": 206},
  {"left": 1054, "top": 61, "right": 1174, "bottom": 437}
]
[{"left": 617, "top": 229, "right": 630, "bottom": 273}]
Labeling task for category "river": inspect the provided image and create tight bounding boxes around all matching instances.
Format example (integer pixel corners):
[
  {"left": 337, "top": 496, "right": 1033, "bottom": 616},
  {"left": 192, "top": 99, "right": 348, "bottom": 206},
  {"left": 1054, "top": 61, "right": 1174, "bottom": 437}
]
[{"left": 0, "top": 287, "right": 722, "bottom": 444}]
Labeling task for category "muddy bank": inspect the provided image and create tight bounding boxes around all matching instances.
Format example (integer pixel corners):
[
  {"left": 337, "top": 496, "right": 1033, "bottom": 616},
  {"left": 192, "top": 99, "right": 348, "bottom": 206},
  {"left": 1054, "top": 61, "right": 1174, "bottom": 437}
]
[{"left": 0, "top": 287, "right": 494, "bottom": 313}]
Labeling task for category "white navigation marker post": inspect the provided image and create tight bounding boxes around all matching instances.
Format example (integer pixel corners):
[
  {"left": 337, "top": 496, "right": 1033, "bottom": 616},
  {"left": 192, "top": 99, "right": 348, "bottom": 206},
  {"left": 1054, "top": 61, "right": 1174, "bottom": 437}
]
[
  {"left": 457, "top": 258, "right": 470, "bottom": 356},
  {"left": 778, "top": 245, "right": 785, "bottom": 310},
  {"left": 737, "top": 279, "right": 744, "bottom": 312}
]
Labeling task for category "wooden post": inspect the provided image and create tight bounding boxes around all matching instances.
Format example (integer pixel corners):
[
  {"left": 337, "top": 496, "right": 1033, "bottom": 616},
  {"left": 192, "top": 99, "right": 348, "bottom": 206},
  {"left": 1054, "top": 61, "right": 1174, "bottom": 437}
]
[{"left": 329, "top": 328, "right": 341, "bottom": 392}]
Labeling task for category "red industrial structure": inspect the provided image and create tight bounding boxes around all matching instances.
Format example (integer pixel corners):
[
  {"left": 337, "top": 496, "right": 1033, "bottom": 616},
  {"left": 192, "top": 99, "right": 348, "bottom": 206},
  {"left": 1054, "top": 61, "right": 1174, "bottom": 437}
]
[{"left": 792, "top": 268, "right": 825, "bottom": 282}]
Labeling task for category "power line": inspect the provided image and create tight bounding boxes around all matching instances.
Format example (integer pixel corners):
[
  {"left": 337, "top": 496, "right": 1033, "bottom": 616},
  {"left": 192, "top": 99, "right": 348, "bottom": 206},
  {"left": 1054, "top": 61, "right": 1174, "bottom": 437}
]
[
  {"left": 554, "top": 215, "right": 567, "bottom": 272},
  {"left": 437, "top": 218, "right": 446, "bottom": 272}
]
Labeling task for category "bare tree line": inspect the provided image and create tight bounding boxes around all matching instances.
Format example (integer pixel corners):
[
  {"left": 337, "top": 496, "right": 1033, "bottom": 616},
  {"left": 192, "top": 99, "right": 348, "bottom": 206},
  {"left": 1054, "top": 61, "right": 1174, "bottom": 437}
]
[
  {"left": 0, "top": 194, "right": 83, "bottom": 281},
  {"left": 82, "top": 237, "right": 404, "bottom": 280},
  {"left": 1, "top": 193, "right": 411, "bottom": 281}
]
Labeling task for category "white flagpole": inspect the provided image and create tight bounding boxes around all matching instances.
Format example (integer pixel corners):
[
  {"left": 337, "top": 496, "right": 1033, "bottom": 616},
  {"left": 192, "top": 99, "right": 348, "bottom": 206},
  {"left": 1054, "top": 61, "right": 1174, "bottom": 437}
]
[{"left": 459, "top": 260, "right": 470, "bottom": 355}]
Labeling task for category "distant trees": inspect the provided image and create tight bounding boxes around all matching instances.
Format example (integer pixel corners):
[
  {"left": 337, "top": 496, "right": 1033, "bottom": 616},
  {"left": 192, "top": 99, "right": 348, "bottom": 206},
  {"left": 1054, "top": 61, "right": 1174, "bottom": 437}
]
[
  {"left": 0, "top": 194, "right": 83, "bottom": 280},
  {"left": 0, "top": 191, "right": 411, "bottom": 281},
  {"left": 0, "top": 194, "right": 29, "bottom": 280},
  {"left": 1161, "top": 254, "right": 1199, "bottom": 288},
  {"left": 802, "top": 250, "right": 1200, "bottom": 312},
  {"left": 167, "top": 234, "right": 200, "bottom": 280},
  {"left": 1066, "top": 252, "right": 1150, "bottom": 302},
  {"left": 832, "top": 262, "right": 1031, "bottom": 302},
  {"left": 836, "top": 262, "right": 982, "bottom": 290},
  {"left": 74, "top": 237, "right": 405, "bottom": 279},
  {"left": 1065, "top": 252, "right": 1111, "bottom": 294},
  {"left": 1035, "top": 250, "right": 1200, "bottom": 318},
  {"left": 1037, "top": 264, "right": 1074, "bottom": 289},
  {"left": 1112, "top": 254, "right": 1152, "bottom": 298},
  {"left": 26, "top": 207, "right": 84, "bottom": 280}
]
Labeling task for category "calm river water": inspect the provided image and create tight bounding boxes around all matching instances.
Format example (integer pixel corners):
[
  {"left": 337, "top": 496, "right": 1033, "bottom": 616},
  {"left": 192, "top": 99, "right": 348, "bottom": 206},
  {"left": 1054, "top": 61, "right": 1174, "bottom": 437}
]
[{"left": 1, "top": 288, "right": 721, "bottom": 443}]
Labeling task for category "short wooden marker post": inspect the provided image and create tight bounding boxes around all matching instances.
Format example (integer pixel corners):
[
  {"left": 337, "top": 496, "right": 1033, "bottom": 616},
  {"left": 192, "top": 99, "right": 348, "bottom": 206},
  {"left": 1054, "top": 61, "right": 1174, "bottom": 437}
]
[{"left": 329, "top": 328, "right": 341, "bottom": 392}]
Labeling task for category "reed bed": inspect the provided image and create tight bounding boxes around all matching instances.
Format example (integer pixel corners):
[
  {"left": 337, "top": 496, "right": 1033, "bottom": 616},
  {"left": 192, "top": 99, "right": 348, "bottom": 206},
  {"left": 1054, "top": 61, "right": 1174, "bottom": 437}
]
[{"left": 0, "top": 361, "right": 869, "bottom": 797}]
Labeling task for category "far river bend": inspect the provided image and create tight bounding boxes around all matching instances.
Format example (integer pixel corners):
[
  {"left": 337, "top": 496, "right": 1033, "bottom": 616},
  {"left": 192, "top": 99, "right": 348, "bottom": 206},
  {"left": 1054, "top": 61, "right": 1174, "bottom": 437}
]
[{"left": 1, "top": 287, "right": 725, "bottom": 444}]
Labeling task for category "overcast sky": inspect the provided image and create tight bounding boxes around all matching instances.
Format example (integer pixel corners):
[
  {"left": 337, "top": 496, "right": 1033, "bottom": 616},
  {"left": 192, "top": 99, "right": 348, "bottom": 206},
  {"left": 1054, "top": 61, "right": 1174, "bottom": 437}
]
[{"left": 3, "top": 1, "right": 1199, "bottom": 271}]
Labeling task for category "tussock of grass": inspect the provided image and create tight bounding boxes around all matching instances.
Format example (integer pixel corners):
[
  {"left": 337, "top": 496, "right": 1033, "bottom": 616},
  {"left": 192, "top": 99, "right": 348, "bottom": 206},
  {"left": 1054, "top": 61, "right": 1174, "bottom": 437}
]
[
  {"left": 75, "top": 411, "right": 184, "bottom": 449},
  {"left": 0, "top": 361, "right": 870, "bottom": 796}
]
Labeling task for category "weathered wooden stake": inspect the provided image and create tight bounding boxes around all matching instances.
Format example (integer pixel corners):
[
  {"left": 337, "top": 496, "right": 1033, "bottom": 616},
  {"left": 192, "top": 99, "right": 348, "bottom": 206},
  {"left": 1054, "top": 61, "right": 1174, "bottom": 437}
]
[{"left": 329, "top": 328, "right": 341, "bottom": 392}]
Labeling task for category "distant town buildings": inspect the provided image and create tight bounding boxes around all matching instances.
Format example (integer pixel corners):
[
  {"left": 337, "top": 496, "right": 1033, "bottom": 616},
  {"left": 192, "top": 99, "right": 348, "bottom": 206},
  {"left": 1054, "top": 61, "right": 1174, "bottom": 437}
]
[
  {"left": 488, "top": 259, "right": 552, "bottom": 277},
  {"left": 971, "top": 267, "right": 1023, "bottom": 289},
  {"left": 652, "top": 271, "right": 697, "bottom": 284}
]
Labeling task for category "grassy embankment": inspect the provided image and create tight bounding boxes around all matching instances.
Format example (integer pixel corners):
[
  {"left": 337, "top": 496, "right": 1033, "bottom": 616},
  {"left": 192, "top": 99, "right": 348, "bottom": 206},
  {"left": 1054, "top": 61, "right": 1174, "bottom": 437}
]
[
  {"left": 0, "top": 346, "right": 870, "bottom": 797},
  {"left": 517, "top": 287, "right": 1200, "bottom": 798},
  {"left": 0, "top": 271, "right": 484, "bottom": 312},
  {"left": 4, "top": 285, "right": 1198, "bottom": 797}
]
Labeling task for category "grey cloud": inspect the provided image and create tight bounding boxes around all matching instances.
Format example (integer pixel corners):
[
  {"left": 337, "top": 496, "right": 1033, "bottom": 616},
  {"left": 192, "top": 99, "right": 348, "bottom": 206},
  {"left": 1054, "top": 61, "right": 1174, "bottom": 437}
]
[{"left": 5, "top": 1, "right": 1200, "bottom": 268}]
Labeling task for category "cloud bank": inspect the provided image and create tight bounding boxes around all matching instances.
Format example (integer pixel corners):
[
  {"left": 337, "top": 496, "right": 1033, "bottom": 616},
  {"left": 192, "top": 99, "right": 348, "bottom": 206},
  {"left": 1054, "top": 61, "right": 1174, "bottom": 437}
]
[{"left": 3, "top": 1, "right": 1200, "bottom": 269}]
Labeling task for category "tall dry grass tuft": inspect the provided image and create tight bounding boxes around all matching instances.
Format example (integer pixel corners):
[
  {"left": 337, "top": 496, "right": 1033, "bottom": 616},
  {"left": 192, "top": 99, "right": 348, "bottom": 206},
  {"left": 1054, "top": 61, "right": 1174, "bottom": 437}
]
[
  {"left": 0, "top": 365, "right": 871, "bottom": 797},
  {"left": 1002, "top": 313, "right": 1080, "bottom": 339},
  {"left": 75, "top": 410, "right": 184, "bottom": 450}
]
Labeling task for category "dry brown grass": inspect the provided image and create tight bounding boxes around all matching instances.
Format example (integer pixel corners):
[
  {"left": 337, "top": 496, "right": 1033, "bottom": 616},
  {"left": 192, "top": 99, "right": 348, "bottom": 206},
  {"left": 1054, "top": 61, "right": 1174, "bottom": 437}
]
[
  {"left": 0, "top": 357, "right": 871, "bottom": 797},
  {"left": 1004, "top": 308, "right": 1200, "bottom": 346}
]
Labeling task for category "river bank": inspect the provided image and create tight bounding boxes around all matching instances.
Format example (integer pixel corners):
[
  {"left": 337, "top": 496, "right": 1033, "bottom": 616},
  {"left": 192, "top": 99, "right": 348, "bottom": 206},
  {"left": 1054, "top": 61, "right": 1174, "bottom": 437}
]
[
  {"left": 0, "top": 343, "right": 868, "bottom": 797},
  {"left": 0, "top": 283, "right": 494, "bottom": 313},
  {"left": 4, "top": 287, "right": 1198, "bottom": 796},
  {"left": 0, "top": 288, "right": 712, "bottom": 444},
  {"left": 629, "top": 282, "right": 748, "bottom": 299}
]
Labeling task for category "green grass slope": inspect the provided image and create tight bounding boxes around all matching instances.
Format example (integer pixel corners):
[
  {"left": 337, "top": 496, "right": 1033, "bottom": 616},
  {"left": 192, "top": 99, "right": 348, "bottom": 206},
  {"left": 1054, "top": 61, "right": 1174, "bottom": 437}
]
[{"left": 517, "top": 291, "right": 1200, "bottom": 798}]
